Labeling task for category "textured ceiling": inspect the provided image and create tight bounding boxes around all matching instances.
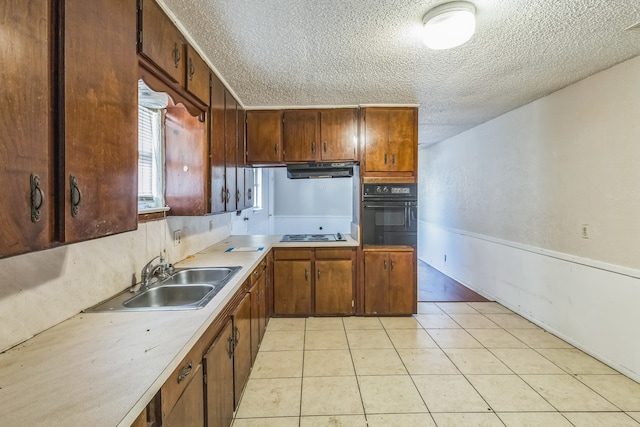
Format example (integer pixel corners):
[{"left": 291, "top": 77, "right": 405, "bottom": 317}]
[{"left": 159, "top": 0, "right": 640, "bottom": 145}]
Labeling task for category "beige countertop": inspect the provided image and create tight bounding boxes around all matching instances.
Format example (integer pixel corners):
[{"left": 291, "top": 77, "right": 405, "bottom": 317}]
[{"left": 0, "top": 234, "right": 358, "bottom": 427}]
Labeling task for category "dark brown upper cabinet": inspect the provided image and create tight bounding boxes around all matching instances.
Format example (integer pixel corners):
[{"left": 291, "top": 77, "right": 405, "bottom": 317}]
[
  {"left": 61, "top": 0, "right": 139, "bottom": 243},
  {"left": 282, "top": 109, "right": 357, "bottom": 163},
  {"left": 245, "top": 110, "right": 283, "bottom": 164},
  {"left": 0, "top": 0, "right": 54, "bottom": 258},
  {"left": 138, "top": 0, "right": 210, "bottom": 106},
  {"left": 362, "top": 107, "right": 417, "bottom": 177}
]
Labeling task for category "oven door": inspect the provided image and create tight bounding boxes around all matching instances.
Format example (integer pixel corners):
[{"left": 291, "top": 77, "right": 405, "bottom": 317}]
[{"left": 362, "top": 201, "right": 417, "bottom": 246}]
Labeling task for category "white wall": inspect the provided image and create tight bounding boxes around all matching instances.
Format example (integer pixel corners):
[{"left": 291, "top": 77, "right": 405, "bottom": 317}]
[
  {"left": 271, "top": 168, "right": 353, "bottom": 234},
  {"left": 0, "top": 214, "right": 233, "bottom": 352},
  {"left": 419, "top": 56, "right": 640, "bottom": 380}
]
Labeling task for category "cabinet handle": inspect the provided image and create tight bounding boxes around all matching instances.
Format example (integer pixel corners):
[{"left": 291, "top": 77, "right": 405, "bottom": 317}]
[
  {"left": 69, "top": 175, "right": 81, "bottom": 217},
  {"left": 384, "top": 153, "right": 388, "bottom": 165},
  {"left": 305, "top": 268, "right": 308, "bottom": 281},
  {"left": 317, "top": 269, "right": 320, "bottom": 280},
  {"left": 323, "top": 141, "right": 327, "bottom": 153},
  {"left": 227, "top": 335, "right": 234, "bottom": 358},
  {"left": 383, "top": 259, "right": 387, "bottom": 271},
  {"left": 177, "top": 360, "right": 192, "bottom": 384},
  {"left": 392, "top": 153, "right": 395, "bottom": 165},
  {"left": 234, "top": 326, "right": 240, "bottom": 345},
  {"left": 236, "top": 189, "right": 240, "bottom": 203},
  {"left": 311, "top": 141, "right": 316, "bottom": 154},
  {"left": 188, "top": 57, "right": 195, "bottom": 80},
  {"left": 274, "top": 143, "right": 279, "bottom": 155},
  {"left": 221, "top": 187, "right": 226, "bottom": 203},
  {"left": 391, "top": 260, "right": 395, "bottom": 271},
  {"left": 30, "top": 173, "right": 44, "bottom": 223},
  {"left": 226, "top": 189, "right": 230, "bottom": 203},
  {"left": 247, "top": 188, "right": 252, "bottom": 200},
  {"left": 173, "top": 43, "right": 181, "bottom": 68}
]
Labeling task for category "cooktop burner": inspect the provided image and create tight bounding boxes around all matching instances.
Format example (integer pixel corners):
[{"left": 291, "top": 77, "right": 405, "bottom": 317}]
[{"left": 280, "top": 233, "right": 346, "bottom": 242}]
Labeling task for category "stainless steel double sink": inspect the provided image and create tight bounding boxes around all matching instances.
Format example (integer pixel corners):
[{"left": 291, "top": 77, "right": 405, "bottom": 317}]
[{"left": 85, "top": 266, "right": 242, "bottom": 312}]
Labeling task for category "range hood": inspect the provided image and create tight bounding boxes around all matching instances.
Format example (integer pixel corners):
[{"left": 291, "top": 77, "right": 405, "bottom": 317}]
[{"left": 286, "top": 162, "right": 355, "bottom": 179}]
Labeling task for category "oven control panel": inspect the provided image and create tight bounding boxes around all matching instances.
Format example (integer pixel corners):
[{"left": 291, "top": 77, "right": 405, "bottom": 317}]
[{"left": 363, "top": 183, "right": 417, "bottom": 199}]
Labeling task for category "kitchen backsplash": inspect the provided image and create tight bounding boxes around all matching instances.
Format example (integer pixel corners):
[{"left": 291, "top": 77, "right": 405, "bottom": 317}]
[{"left": 0, "top": 214, "right": 233, "bottom": 352}]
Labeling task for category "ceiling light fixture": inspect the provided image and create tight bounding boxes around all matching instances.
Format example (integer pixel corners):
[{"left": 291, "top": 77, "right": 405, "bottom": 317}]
[{"left": 422, "top": 1, "right": 476, "bottom": 50}]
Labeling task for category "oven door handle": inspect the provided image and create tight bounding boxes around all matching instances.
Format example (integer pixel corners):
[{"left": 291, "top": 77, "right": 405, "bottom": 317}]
[{"left": 363, "top": 203, "right": 410, "bottom": 208}]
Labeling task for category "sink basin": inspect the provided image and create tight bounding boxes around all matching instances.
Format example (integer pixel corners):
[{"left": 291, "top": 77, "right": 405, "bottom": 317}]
[
  {"left": 162, "top": 267, "right": 238, "bottom": 285},
  {"left": 84, "top": 266, "right": 242, "bottom": 312},
  {"left": 123, "top": 284, "right": 218, "bottom": 308}
]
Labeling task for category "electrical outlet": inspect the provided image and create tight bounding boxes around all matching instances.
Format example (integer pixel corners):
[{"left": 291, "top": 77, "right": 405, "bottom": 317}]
[
  {"left": 581, "top": 224, "right": 590, "bottom": 239},
  {"left": 173, "top": 229, "right": 181, "bottom": 246}
]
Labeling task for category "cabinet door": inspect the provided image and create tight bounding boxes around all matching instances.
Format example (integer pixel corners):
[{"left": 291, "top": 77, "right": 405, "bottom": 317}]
[
  {"left": 63, "top": 0, "right": 137, "bottom": 243},
  {"left": 388, "top": 109, "right": 415, "bottom": 172},
  {"left": 224, "top": 90, "right": 238, "bottom": 211},
  {"left": 273, "top": 260, "right": 312, "bottom": 315},
  {"left": 204, "top": 320, "right": 234, "bottom": 427},
  {"left": 210, "top": 74, "right": 226, "bottom": 213},
  {"left": 315, "top": 260, "right": 353, "bottom": 315},
  {"left": 165, "top": 104, "right": 208, "bottom": 215},
  {"left": 388, "top": 251, "right": 415, "bottom": 314},
  {"left": 363, "top": 108, "right": 390, "bottom": 172},
  {"left": 246, "top": 110, "right": 283, "bottom": 164},
  {"left": 244, "top": 168, "right": 255, "bottom": 208},
  {"left": 283, "top": 110, "right": 319, "bottom": 162},
  {"left": 249, "top": 281, "right": 261, "bottom": 363},
  {"left": 265, "top": 251, "right": 274, "bottom": 323},
  {"left": 363, "top": 251, "right": 390, "bottom": 314},
  {"left": 0, "top": 0, "right": 53, "bottom": 257},
  {"left": 232, "top": 293, "right": 251, "bottom": 409},
  {"left": 236, "top": 107, "right": 247, "bottom": 210},
  {"left": 164, "top": 363, "right": 204, "bottom": 427},
  {"left": 320, "top": 109, "right": 357, "bottom": 161},
  {"left": 185, "top": 45, "right": 210, "bottom": 105},
  {"left": 139, "top": 0, "right": 185, "bottom": 86}
]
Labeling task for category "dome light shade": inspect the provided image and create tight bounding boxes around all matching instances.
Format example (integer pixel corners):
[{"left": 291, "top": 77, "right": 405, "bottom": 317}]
[{"left": 423, "top": 1, "right": 476, "bottom": 50}]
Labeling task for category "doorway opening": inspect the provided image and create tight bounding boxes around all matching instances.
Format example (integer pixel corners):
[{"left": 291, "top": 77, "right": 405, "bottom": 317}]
[{"left": 417, "top": 260, "right": 489, "bottom": 302}]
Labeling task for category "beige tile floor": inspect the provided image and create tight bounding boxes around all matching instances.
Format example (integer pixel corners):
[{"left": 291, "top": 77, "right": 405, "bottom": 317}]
[{"left": 232, "top": 302, "right": 640, "bottom": 427}]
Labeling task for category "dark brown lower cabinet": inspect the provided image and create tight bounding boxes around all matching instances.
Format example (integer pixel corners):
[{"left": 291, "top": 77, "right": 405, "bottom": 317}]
[
  {"left": 364, "top": 247, "right": 416, "bottom": 315},
  {"left": 204, "top": 319, "right": 234, "bottom": 427},
  {"left": 273, "top": 257, "right": 312, "bottom": 315},
  {"left": 163, "top": 363, "right": 204, "bottom": 427},
  {"left": 273, "top": 248, "right": 355, "bottom": 316},
  {"left": 232, "top": 293, "right": 252, "bottom": 409}
]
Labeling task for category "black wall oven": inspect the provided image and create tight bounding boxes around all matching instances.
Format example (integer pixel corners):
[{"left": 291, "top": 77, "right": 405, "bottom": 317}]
[{"left": 362, "top": 183, "right": 417, "bottom": 246}]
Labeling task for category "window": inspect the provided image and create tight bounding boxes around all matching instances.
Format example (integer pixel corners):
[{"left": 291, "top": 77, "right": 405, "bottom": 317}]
[{"left": 138, "top": 80, "right": 168, "bottom": 213}]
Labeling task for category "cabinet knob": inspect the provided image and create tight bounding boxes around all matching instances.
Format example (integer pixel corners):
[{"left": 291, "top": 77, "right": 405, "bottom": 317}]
[
  {"left": 70, "top": 175, "right": 82, "bottom": 217},
  {"left": 177, "top": 360, "right": 192, "bottom": 384},
  {"left": 188, "top": 57, "right": 195, "bottom": 80},
  {"left": 30, "top": 173, "right": 44, "bottom": 223},
  {"left": 173, "top": 43, "right": 181, "bottom": 68}
]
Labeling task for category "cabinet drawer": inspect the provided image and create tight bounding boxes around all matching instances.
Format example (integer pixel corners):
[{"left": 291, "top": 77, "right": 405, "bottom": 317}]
[
  {"left": 161, "top": 348, "right": 199, "bottom": 419},
  {"left": 315, "top": 248, "right": 353, "bottom": 260},
  {"left": 274, "top": 248, "right": 312, "bottom": 260}
]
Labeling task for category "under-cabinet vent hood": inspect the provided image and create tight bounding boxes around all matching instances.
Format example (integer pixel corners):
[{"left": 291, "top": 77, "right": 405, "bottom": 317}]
[{"left": 286, "top": 162, "right": 355, "bottom": 179}]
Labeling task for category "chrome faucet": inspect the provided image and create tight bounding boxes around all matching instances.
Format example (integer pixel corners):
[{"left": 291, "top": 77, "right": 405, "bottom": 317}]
[{"left": 131, "top": 253, "right": 174, "bottom": 292}]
